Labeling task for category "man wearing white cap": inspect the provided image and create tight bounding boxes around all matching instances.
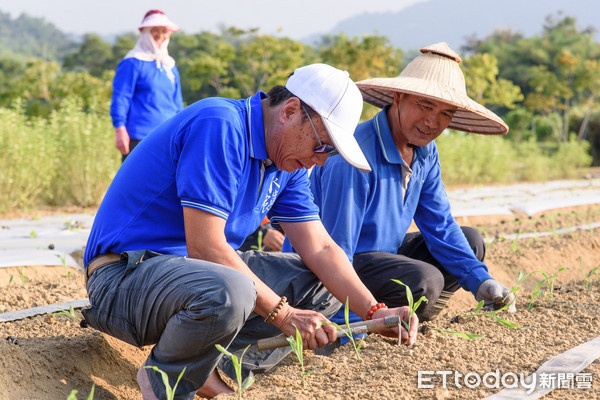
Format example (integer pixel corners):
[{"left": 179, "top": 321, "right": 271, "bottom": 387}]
[
  {"left": 111, "top": 9, "right": 183, "bottom": 161},
  {"left": 83, "top": 63, "right": 417, "bottom": 399},
  {"left": 301, "top": 43, "right": 516, "bottom": 327}
]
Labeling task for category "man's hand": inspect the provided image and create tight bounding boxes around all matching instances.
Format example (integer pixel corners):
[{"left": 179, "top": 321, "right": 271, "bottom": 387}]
[
  {"left": 115, "top": 126, "right": 130, "bottom": 155},
  {"left": 272, "top": 304, "right": 338, "bottom": 350},
  {"left": 262, "top": 229, "right": 285, "bottom": 251},
  {"left": 475, "top": 279, "right": 517, "bottom": 312},
  {"left": 371, "top": 306, "right": 418, "bottom": 345}
]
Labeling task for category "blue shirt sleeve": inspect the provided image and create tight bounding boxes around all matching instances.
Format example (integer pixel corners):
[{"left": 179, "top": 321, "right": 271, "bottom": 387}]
[
  {"left": 175, "top": 114, "right": 245, "bottom": 219},
  {"left": 110, "top": 59, "right": 139, "bottom": 128},
  {"left": 414, "top": 147, "right": 492, "bottom": 294}
]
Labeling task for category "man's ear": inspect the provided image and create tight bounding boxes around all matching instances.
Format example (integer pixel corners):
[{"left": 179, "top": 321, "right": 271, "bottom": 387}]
[{"left": 279, "top": 97, "right": 301, "bottom": 123}]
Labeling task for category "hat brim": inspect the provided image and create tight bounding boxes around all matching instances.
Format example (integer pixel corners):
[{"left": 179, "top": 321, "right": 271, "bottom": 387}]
[
  {"left": 357, "top": 77, "right": 508, "bottom": 135},
  {"left": 322, "top": 117, "right": 371, "bottom": 173}
]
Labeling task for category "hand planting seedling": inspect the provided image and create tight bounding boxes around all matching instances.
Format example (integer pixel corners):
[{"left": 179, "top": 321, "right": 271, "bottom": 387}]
[
  {"left": 287, "top": 325, "right": 314, "bottom": 388},
  {"left": 144, "top": 366, "right": 186, "bottom": 400},
  {"left": 67, "top": 384, "right": 95, "bottom": 400},
  {"left": 215, "top": 344, "right": 254, "bottom": 399},
  {"left": 324, "top": 297, "right": 364, "bottom": 359},
  {"left": 391, "top": 279, "right": 428, "bottom": 341}
]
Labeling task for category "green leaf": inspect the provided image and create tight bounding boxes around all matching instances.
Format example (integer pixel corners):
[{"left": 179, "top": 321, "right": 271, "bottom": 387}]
[{"left": 242, "top": 376, "right": 255, "bottom": 390}]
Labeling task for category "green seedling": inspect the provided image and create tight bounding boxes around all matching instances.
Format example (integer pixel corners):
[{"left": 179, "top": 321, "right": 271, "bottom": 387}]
[
  {"left": 392, "top": 279, "right": 428, "bottom": 339},
  {"left": 460, "top": 300, "right": 523, "bottom": 329},
  {"left": 29, "top": 230, "right": 37, "bottom": 238},
  {"left": 144, "top": 366, "right": 186, "bottom": 400},
  {"left": 8, "top": 275, "right": 14, "bottom": 285},
  {"left": 250, "top": 229, "right": 263, "bottom": 251},
  {"left": 56, "top": 254, "right": 71, "bottom": 279},
  {"left": 18, "top": 267, "right": 27, "bottom": 286},
  {"left": 429, "top": 327, "right": 486, "bottom": 340},
  {"left": 286, "top": 325, "right": 314, "bottom": 388},
  {"left": 66, "top": 384, "right": 95, "bottom": 400},
  {"left": 53, "top": 305, "right": 82, "bottom": 322},
  {"left": 324, "top": 297, "right": 364, "bottom": 359},
  {"left": 215, "top": 344, "right": 254, "bottom": 399},
  {"left": 579, "top": 258, "right": 600, "bottom": 290},
  {"left": 510, "top": 229, "right": 522, "bottom": 253},
  {"left": 527, "top": 267, "right": 568, "bottom": 310}
]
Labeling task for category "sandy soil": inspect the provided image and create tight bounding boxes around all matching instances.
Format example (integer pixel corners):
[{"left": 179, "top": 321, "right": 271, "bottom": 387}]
[{"left": 1, "top": 205, "right": 599, "bottom": 399}]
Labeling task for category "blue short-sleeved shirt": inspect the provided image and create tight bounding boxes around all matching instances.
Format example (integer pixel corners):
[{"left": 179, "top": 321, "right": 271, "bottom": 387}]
[
  {"left": 110, "top": 58, "right": 184, "bottom": 140},
  {"left": 298, "top": 107, "right": 492, "bottom": 295},
  {"left": 85, "top": 91, "right": 320, "bottom": 266}
]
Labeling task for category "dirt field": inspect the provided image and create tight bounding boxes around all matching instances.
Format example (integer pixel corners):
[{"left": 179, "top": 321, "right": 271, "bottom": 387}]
[{"left": 1, "top": 205, "right": 599, "bottom": 399}]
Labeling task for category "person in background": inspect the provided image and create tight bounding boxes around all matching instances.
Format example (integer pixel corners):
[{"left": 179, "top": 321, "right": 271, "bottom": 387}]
[
  {"left": 111, "top": 9, "right": 184, "bottom": 161},
  {"left": 285, "top": 43, "right": 516, "bottom": 329},
  {"left": 83, "top": 63, "right": 417, "bottom": 400},
  {"left": 238, "top": 217, "right": 286, "bottom": 252}
]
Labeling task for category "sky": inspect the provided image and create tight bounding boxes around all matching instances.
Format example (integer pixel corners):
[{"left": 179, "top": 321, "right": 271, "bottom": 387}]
[{"left": 0, "top": 0, "right": 428, "bottom": 39}]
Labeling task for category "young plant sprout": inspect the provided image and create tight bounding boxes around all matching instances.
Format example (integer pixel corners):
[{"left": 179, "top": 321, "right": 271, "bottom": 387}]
[
  {"left": 324, "top": 297, "right": 365, "bottom": 359},
  {"left": 527, "top": 267, "right": 568, "bottom": 310},
  {"left": 56, "top": 254, "right": 71, "bottom": 279},
  {"left": 18, "top": 266, "right": 27, "bottom": 286},
  {"left": 580, "top": 258, "right": 599, "bottom": 290},
  {"left": 460, "top": 300, "right": 522, "bottom": 329},
  {"left": 215, "top": 344, "right": 254, "bottom": 399},
  {"left": 53, "top": 305, "right": 82, "bottom": 322},
  {"left": 66, "top": 384, "right": 95, "bottom": 400},
  {"left": 250, "top": 229, "right": 264, "bottom": 251},
  {"left": 286, "top": 326, "right": 314, "bottom": 388},
  {"left": 429, "top": 327, "right": 485, "bottom": 340},
  {"left": 391, "top": 279, "right": 428, "bottom": 340},
  {"left": 144, "top": 366, "right": 186, "bottom": 400},
  {"left": 510, "top": 229, "right": 522, "bottom": 253}
]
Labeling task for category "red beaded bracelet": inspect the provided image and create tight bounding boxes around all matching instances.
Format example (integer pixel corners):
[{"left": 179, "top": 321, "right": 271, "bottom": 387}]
[{"left": 365, "top": 302, "right": 387, "bottom": 320}]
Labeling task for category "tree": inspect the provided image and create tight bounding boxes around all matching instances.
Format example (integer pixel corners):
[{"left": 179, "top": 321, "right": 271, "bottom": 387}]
[{"left": 62, "top": 34, "right": 113, "bottom": 77}]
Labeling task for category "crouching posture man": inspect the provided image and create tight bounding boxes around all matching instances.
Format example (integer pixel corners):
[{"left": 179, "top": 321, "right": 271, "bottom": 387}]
[{"left": 83, "top": 63, "right": 417, "bottom": 400}]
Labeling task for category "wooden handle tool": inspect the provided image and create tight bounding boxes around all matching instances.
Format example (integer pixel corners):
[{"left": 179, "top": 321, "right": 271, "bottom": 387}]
[{"left": 257, "top": 315, "right": 400, "bottom": 351}]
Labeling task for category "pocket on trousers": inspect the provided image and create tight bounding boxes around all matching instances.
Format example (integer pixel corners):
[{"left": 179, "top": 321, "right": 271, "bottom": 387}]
[{"left": 81, "top": 306, "right": 142, "bottom": 348}]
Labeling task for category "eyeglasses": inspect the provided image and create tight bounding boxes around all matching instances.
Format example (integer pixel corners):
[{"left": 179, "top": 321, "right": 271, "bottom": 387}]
[{"left": 302, "top": 106, "right": 338, "bottom": 156}]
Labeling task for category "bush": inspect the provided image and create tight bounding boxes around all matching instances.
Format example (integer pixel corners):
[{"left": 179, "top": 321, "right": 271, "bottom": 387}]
[{"left": 0, "top": 99, "right": 119, "bottom": 212}]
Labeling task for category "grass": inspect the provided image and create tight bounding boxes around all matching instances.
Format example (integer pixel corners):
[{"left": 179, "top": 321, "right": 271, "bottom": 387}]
[{"left": 215, "top": 344, "right": 254, "bottom": 399}]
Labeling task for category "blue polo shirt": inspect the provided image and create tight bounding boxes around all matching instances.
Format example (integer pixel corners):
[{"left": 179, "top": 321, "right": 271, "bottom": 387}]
[
  {"left": 85, "top": 91, "right": 320, "bottom": 266},
  {"left": 110, "top": 58, "right": 184, "bottom": 140},
  {"left": 302, "top": 107, "right": 492, "bottom": 295}
]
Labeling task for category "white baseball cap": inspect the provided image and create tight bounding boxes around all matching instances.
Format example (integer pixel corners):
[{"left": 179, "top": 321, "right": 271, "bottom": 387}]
[{"left": 285, "top": 63, "right": 371, "bottom": 173}]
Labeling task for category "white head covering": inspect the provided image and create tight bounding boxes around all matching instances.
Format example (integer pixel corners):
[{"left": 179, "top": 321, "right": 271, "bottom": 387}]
[{"left": 124, "top": 11, "right": 178, "bottom": 84}]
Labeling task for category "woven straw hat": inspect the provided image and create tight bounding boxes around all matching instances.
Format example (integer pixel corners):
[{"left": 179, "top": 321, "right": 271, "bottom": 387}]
[{"left": 356, "top": 42, "right": 508, "bottom": 135}]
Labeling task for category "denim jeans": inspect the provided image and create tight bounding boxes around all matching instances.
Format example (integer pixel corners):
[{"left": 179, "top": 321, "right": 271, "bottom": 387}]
[{"left": 83, "top": 249, "right": 339, "bottom": 399}]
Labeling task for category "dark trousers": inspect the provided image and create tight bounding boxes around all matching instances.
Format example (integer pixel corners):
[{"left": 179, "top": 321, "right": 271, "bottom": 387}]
[
  {"left": 353, "top": 226, "right": 485, "bottom": 320},
  {"left": 121, "top": 139, "right": 141, "bottom": 162}
]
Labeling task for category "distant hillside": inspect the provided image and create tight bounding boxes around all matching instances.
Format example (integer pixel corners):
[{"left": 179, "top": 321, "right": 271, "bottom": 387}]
[
  {"left": 324, "top": 0, "right": 600, "bottom": 51},
  {"left": 0, "top": 10, "right": 78, "bottom": 61}
]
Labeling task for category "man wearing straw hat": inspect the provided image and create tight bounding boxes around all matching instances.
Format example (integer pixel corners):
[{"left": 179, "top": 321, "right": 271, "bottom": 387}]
[{"left": 301, "top": 43, "right": 516, "bottom": 325}]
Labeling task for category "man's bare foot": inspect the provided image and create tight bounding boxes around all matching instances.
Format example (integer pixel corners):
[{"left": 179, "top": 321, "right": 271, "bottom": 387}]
[{"left": 196, "top": 370, "right": 235, "bottom": 399}]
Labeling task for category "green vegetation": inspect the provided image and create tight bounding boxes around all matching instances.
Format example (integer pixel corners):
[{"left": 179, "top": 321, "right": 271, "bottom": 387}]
[
  {"left": 391, "top": 279, "right": 428, "bottom": 339},
  {"left": 215, "top": 345, "right": 255, "bottom": 399},
  {"left": 67, "top": 384, "right": 95, "bottom": 400},
  {"left": 286, "top": 326, "right": 314, "bottom": 388},
  {"left": 144, "top": 366, "right": 186, "bottom": 400},
  {"left": 324, "top": 298, "right": 365, "bottom": 359},
  {"left": 0, "top": 12, "right": 598, "bottom": 212},
  {"left": 53, "top": 305, "right": 81, "bottom": 322}
]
